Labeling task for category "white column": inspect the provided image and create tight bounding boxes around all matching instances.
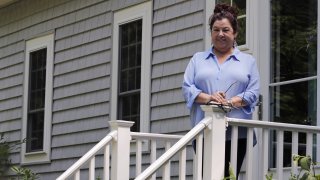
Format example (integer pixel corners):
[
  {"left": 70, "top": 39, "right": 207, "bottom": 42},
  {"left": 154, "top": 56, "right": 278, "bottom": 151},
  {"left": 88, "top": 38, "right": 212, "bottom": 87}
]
[
  {"left": 201, "top": 105, "right": 228, "bottom": 180},
  {"left": 109, "top": 120, "right": 134, "bottom": 180}
]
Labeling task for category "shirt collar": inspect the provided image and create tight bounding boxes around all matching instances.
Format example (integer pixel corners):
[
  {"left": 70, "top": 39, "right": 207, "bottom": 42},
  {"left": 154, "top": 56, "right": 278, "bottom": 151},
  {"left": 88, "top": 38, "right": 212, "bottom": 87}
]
[{"left": 205, "top": 47, "right": 241, "bottom": 61}]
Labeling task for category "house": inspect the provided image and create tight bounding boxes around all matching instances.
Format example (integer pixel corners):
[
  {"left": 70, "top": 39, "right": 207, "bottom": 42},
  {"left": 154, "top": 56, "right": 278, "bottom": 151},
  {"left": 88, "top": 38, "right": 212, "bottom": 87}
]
[{"left": 0, "top": 0, "right": 319, "bottom": 179}]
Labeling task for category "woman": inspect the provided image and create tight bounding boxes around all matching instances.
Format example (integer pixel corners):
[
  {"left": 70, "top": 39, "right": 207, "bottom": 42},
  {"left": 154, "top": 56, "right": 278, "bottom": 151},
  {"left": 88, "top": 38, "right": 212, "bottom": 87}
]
[{"left": 182, "top": 3, "right": 260, "bottom": 179}]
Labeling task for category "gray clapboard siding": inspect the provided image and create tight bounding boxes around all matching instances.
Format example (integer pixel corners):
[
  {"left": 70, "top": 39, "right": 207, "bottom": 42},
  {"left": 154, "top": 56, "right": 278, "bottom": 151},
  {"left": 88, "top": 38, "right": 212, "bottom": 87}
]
[
  {"left": 54, "top": 51, "right": 111, "bottom": 75},
  {"left": 0, "top": 75, "right": 23, "bottom": 89},
  {"left": 111, "top": 0, "right": 148, "bottom": 11},
  {"left": 0, "top": 97, "right": 22, "bottom": 112},
  {"left": 0, "top": 108, "right": 21, "bottom": 122},
  {"left": 53, "top": 90, "right": 109, "bottom": 111},
  {"left": 54, "top": 63, "right": 110, "bottom": 87},
  {"left": 151, "top": 103, "right": 189, "bottom": 121},
  {"left": 0, "top": 63, "right": 23, "bottom": 79},
  {"left": 52, "top": 128, "right": 109, "bottom": 147},
  {"left": 151, "top": 89, "right": 185, "bottom": 107},
  {"left": 152, "top": 58, "right": 191, "bottom": 78},
  {"left": 153, "top": 0, "right": 204, "bottom": 24},
  {"left": 51, "top": 143, "right": 103, "bottom": 160},
  {"left": 152, "top": 74, "right": 184, "bottom": 93},
  {"left": 54, "top": 38, "right": 111, "bottom": 64},
  {"left": 153, "top": 25, "right": 204, "bottom": 51},
  {"left": 0, "top": 85, "right": 22, "bottom": 101},
  {"left": 55, "top": 13, "right": 112, "bottom": 40},
  {"left": 52, "top": 116, "right": 109, "bottom": 136},
  {"left": 0, "top": 119, "right": 21, "bottom": 132},
  {"left": 0, "top": 53, "right": 24, "bottom": 69},
  {"left": 52, "top": 103, "right": 109, "bottom": 124},
  {"left": 153, "top": 11, "right": 203, "bottom": 37},
  {"left": 53, "top": 76, "right": 110, "bottom": 99},
  {"left": 152, "top": 40, "right": 204, "bottom": 64},
  {"left": 151, "top": 117, "right": 191, "bottom": 134}
]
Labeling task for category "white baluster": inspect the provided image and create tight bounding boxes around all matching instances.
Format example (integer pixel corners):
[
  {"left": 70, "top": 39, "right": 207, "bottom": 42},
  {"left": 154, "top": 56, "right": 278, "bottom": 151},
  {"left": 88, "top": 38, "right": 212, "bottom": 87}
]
[{"left": 104, "top": 145, "right": 110, "bottom": 180}]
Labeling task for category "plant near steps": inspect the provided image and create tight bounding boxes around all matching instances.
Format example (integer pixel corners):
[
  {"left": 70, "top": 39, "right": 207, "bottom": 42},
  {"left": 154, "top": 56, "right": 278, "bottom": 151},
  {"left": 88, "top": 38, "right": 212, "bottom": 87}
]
[
  {"left": 290, "top": 154, "right": 320, "bottom": 180},
  {"left": 0, "top": 133, "right": 37, "bottom": 180}
]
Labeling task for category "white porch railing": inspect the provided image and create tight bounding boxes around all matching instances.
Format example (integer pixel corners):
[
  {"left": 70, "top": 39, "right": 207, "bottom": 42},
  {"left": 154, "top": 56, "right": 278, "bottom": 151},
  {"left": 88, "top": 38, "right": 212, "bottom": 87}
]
[{"left": 57, "top": 105, "right": 320, "bottom": 180}]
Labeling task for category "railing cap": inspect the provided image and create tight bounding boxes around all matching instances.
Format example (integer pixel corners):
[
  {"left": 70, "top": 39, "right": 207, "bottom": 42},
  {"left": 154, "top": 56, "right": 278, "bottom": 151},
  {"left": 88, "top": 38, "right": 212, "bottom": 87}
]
[
  {"left": 109, "top": 120, "right": 134, "bottom": 129},
  {"left": 200, "top": 104, "right": 231, "bottom": 113}
]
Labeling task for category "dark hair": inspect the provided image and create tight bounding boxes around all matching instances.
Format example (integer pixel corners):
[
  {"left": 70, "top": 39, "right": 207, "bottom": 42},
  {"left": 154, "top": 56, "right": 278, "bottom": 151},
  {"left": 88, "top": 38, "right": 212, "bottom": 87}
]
[{"left": 209, "top": 3, "right": 238, "bottom": 33}]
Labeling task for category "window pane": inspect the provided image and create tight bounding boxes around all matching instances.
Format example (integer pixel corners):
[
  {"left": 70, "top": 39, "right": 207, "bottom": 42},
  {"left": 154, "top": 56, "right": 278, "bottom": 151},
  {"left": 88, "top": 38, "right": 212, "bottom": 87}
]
[
  {"left": 237, "top": 17, "right": 246, "bottom": 45},
  {"left": 27, "top": 48, "right": 46, "bottom": 152},
  {"left": 118, "top": 20, "right": 142, "bottom": 131},
  {"left": 271, "top": 0, "right": 317, "bottom": 83},
  {"left": 27, "top": 111, "right": 44, "bottom": 152},
  {"left": 270, "top": 80, "right": 317, "bottom": 167}
]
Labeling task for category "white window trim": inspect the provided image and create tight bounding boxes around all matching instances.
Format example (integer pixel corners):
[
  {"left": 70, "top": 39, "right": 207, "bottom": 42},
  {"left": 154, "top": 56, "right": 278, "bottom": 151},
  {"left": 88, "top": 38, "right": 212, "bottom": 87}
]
[
  {"left": 21, "top": 34, "right": 54, "bottom": 164},
  {"left": 206, "top": 0, "right": 255, "bottom": 53},
  {"left": 111, "top": 1, "right": 152, "bottom": 134}
]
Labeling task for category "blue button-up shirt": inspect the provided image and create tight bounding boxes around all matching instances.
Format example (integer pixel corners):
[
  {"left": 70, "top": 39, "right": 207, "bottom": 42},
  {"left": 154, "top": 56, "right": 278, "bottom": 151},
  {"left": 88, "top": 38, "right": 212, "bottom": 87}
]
[{"left": 182, "top": 47, "right": 260, "bottom": 139}]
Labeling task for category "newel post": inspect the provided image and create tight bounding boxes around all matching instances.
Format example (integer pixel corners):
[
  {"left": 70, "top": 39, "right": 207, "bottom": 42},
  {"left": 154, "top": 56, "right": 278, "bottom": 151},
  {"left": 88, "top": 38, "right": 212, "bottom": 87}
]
[
  {"left": 201, "top": 105, "right": 228, "bottom": 180},
  {"left": 109, "top": 120, "right": 134, "bottom": 180}
]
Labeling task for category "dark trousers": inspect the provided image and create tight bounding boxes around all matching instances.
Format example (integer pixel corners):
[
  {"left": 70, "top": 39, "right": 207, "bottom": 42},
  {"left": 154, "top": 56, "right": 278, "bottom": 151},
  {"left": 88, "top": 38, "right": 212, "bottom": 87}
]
[
  {"left": 192, "top": 138, "right": 247, "bottom": 179},
  {"left": 224, "top": 139, "right": 247, "bottom": 179}
]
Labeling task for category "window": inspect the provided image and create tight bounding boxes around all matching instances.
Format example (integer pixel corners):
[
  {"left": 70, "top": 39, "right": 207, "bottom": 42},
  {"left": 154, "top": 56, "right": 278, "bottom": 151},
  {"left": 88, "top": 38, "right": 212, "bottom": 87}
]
[
  {"left": 269, "top": 0, "right": 317, "bottom": 167},
  {"left": 111, "top": 1, "right": 152, "bottom": 133},
  {"left": 118, "top": 20, "right": 142, "bottom": 132},
  {"left": 22, "top": 34, "right": 54, "bottom": 164}
]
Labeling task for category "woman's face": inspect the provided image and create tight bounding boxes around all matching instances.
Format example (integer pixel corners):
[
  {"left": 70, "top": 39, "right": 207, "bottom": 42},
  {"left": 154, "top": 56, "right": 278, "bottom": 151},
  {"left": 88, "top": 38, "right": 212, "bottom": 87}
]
[{"left": 211, "top": 18, "right": 237, "bottom": 53}]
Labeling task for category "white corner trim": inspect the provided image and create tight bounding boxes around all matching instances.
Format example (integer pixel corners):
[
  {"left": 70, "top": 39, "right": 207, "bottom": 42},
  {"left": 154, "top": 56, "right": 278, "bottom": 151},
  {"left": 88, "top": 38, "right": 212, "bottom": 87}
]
[
  {"left": 21, "top": 33, "right": 54, "bottom": 164},
  {"left": 111, "top": 1, "right": 152, "bottom": 133}
]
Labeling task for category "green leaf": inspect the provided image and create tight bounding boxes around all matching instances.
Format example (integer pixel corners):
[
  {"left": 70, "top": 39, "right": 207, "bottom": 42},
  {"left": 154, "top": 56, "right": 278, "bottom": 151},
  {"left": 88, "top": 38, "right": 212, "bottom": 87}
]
[{"left": 299, "top": 156, "right": 311, "bottom": 171}]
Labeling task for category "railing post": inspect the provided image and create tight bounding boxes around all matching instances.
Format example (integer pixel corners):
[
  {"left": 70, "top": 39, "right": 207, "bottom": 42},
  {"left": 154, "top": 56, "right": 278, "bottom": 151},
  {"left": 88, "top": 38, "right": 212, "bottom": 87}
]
[
  {"left": 109, "top": 120, "right": 134, "bottom": 180},
  {"left": 201, "top": 105, "right": 228, "bottom": 180}
]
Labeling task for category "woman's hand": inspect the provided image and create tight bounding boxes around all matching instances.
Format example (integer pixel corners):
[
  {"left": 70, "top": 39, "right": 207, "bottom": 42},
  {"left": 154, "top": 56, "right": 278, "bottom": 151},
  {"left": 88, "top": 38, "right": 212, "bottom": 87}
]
[{"left": 211, "top": 91, "right": 227, "bottom": 104}]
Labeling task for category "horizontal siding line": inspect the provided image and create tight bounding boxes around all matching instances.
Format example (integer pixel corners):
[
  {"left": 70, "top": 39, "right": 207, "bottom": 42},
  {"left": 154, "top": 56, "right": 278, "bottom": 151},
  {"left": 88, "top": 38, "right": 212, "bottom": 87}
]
[
  {"left": 0, "top": 84, "right": 22, "bottom": 94},
  {"left": 51, "top": 115, "right": 109, "bottom": 127},
  {"left": 52, "top": 124, "right": 109, "bottom": 136},
  {"left": 55, "top": 27, "right": 112, "bottom": 51},
  {"left": 151, "top": 54, "right": 193, "bottom": 66},
  {"left": 54, "top": 49, "right": 111, "bottom": 69},
  {"left": 153, "top": 9, "right": 203, "bottom": 25},
  {"left": 0, "top": 64, "right": 24, "bottom": 80},
  {"left": 152, "top": 9, "right": 204, "bottom": 25},
  {"left": 53, "top": 76, "right": 110, "bottom": 99},
  {"left": 0, "top": 59, "right": 23, "bottom": 72},
  {"left": 0, "top": 49, "right": 24, "bottom": 62},
  {"left": 53, "top": 62, "right": 110, "bottom": 81},
  {"left": 52, "top": 114, "right": 109, "bottom": 126},
  {"left": 54, "top": 48, "right": 111, "bottom": 66},
  {"left": 150, "top": 100, "right": 186, "bottom": 109},
  {"left": 0, "top": 0, "right": 110, "bottom": 38},
  {"left": 0, "top": 11, "right": 111, "bottom": 49},
  {"left": 153, "top": 0, "right": 188, "bottom": 11},
  {"left": 152, "top": 23, "right": 203, "bottom": 39},
  {"left": 55, "top": 21, "right": 112, "bottom": 41},
  {"left": 152, "top": 35, "right": 203, "bottom": 52},
  {"left": 54, "top": 59, "right": 110, "bottom": 76},
  {"left": 0, "top": 72, "right": 23, "bottom": 82},
  {"left": 152, "top": 39, "right": 203, "bottom": 63},
  {"left": 0, "top": 39, "right": 25, "bottom": 54},
  {"left": 51, "top": 130, "right": 110, "bottom": 148},
  {"left": 53, "top": 87, "right": 109, "bottom": 101},
  {"left": 0, "top": 52, "right": 24, "bottom": 69},
  {"left": 52, "top": 90, "right": 110, "bottom": 111},
  {"left": 52, "top": 99, "right": 109, "bottom": 114},
  {"left": 54, "top": 36, "right": 111, "bottom": 54},
  {"left": 52, "top": 101, "right": 108, "bottom": 115}
]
